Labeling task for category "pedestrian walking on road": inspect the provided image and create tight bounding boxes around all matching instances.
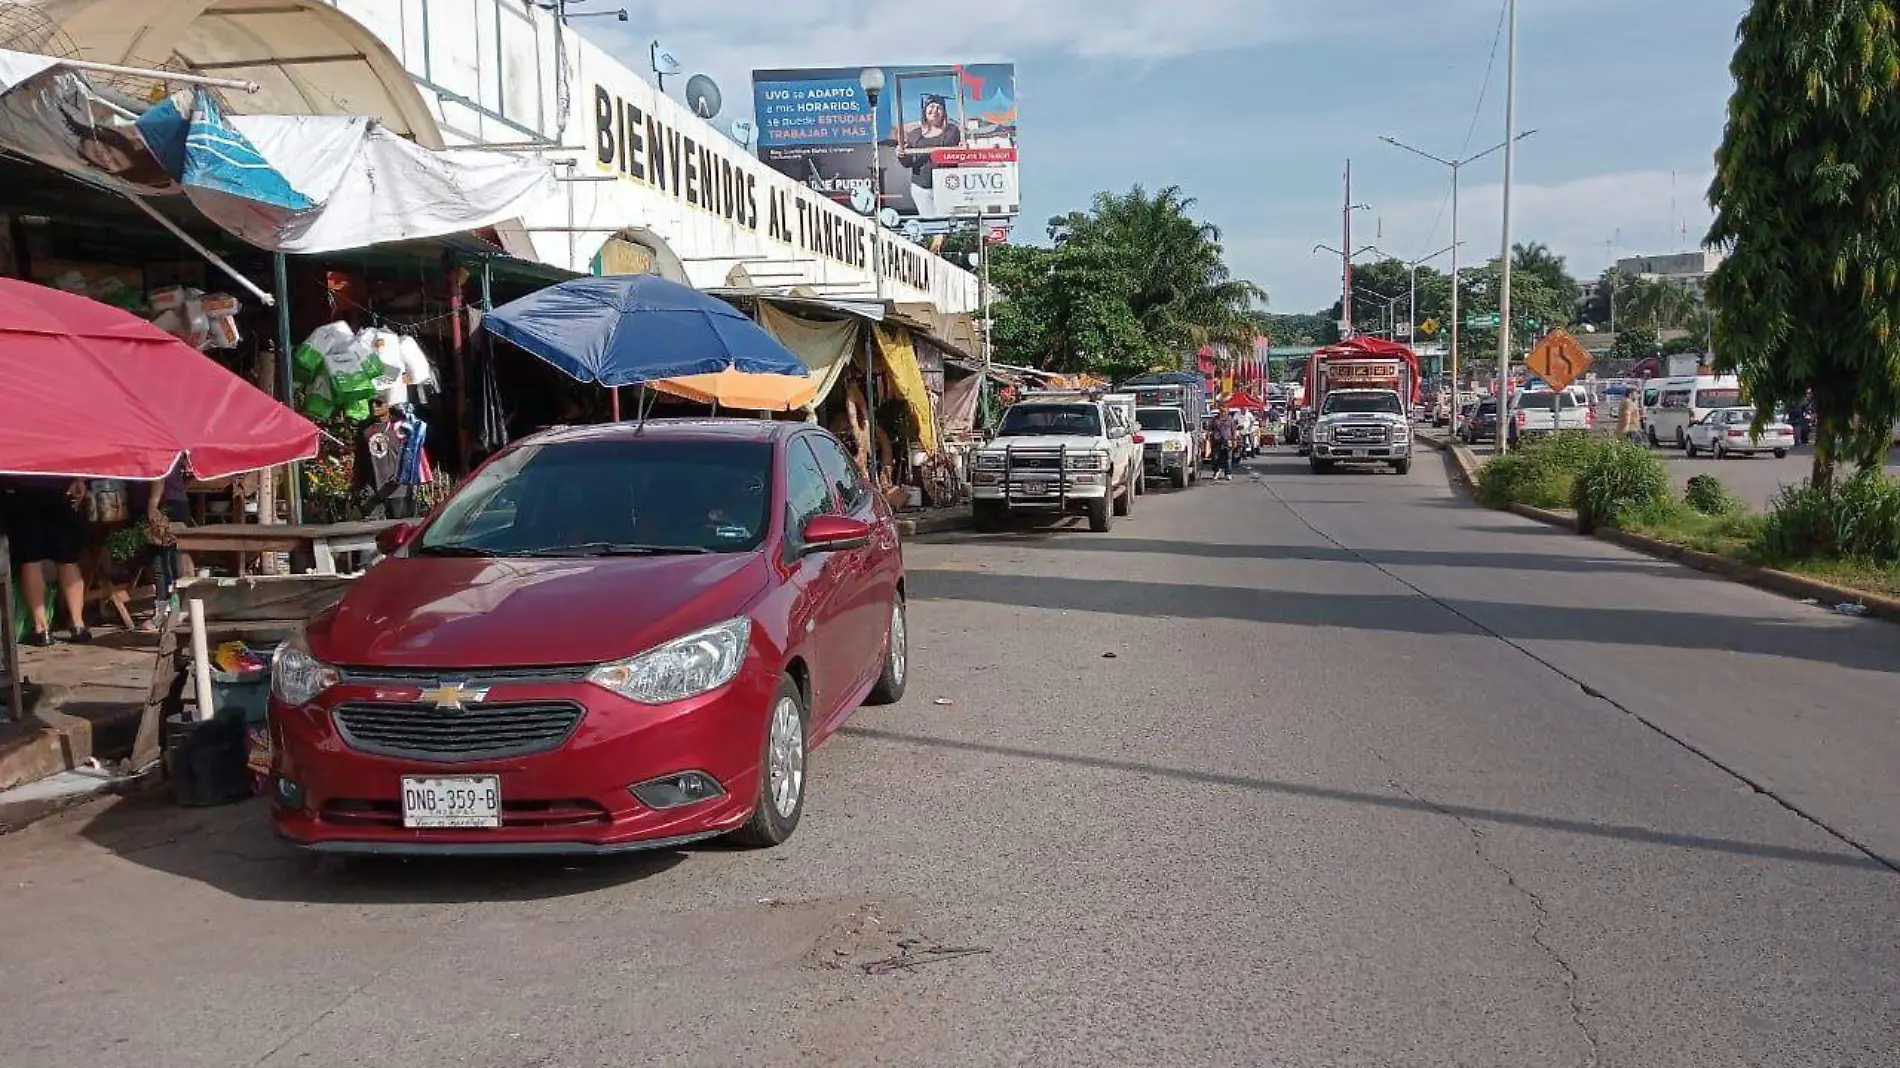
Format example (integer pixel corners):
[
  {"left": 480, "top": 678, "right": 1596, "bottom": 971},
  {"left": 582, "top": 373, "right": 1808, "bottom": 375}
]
[
  {"left": 1617, "top": 389, "right": 1644, "bottom": 445},
  {"left": 1212, "top": 409, "right": 1238, "bottom": 480}
]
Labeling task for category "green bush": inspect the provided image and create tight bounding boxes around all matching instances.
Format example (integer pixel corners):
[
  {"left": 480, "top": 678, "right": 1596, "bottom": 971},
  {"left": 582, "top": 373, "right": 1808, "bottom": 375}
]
[
  {"left": 1572, "top": 439, "right": 1669, "bottom": 532},
  {"left": 1683, "top": 474, "right": 1744, "bottom": 516},
  {"left": 1759, "top": 483, "right": 1836, "bottom": 560},
  {"left": 1831, "top": 471, "right": 1900, "bottom": 563},
  {"left": 1478, "top": 450, "right": 1571, "bottom": 510}
]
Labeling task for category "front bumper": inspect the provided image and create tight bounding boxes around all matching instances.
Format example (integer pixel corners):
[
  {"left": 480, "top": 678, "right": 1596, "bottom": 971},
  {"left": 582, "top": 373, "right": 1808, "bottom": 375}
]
[
  {"left": 971, "top": 473, "right": 1110, "bottom": 509},
  {"left": 1311, "top": 441, "right": 1411, "bottom": 460},
  {"left": 1718, "top": 436, "right": 1793, "bottom": 452},
  {"left": 269, "top": 658, "right": 780, "bottom": 854}
]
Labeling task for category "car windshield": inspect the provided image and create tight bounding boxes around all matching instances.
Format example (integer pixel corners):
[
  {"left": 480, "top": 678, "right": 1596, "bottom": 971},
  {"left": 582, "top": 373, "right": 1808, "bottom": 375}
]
[
  {"left": 1517, "top": 391, "right": 1580, "bottom": 409},
  {"left": 415, "top": 437, "right": 773, "bottom": 556},
  {"left": 1696, "top": 388, "right": 1743, "bottom": 408},
  {"left": 997, "top": 403, "right": 1103, "bottom": 437},
  {"left": 1719, "top": 409, "right": 1754, "bottom": 425},
  {"left": 1322, "top": 392, "right": 1404, "bottom": 415},
  {"left": 1135, "top": 408, "right": 1184, "bottom": 432}
]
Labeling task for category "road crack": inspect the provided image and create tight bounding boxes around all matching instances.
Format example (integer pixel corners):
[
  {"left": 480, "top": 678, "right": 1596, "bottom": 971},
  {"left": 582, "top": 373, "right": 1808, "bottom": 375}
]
[
  {"left": 1370, "top": 747, "right": 1601, "bottom": 1068},
  {"left": 1256, "top": 472, "right": 1900, "bottom": 876}
]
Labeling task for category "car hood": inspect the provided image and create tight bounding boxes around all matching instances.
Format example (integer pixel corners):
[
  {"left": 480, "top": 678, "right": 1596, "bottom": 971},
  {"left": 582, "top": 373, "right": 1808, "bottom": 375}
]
[
  {"left": 308, "top": 552, "right": 772, "bottom": 668},
  {"left": 1138, "top": 429, "right": 1193, "bottom": 444},
  {"left": 981, "top": 435, "right": 1106, "bottom": 452}
]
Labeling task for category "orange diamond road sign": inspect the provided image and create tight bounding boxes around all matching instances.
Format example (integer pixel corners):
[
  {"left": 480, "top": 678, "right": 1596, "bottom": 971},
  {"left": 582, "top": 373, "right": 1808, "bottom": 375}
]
[{"left": 1526, "top": 329, "right": 1593, "bottom": 392}]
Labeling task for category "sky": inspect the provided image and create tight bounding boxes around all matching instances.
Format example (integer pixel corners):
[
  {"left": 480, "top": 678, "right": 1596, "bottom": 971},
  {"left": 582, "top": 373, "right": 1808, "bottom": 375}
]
[{"left": 588, "top": 0, "right": 1750, "bottom": 312}]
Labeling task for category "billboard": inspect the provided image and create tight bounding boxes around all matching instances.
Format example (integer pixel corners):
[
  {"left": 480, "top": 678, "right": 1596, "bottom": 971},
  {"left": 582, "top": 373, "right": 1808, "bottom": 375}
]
[{"left": 751, "top": 63, "right": 1018, "bottom": 222}]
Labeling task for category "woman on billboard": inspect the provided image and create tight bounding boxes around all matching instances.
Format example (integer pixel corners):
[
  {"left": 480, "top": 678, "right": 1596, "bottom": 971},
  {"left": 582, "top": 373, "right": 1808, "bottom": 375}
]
[{"left": 897, "top": 94, "right": 960, "bottom": 218}]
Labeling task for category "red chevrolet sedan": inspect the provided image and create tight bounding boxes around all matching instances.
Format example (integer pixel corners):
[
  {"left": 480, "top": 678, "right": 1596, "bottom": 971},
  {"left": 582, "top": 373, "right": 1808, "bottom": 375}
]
[{"left": 269, "top": 419, "right": 908, "bottom": 855}]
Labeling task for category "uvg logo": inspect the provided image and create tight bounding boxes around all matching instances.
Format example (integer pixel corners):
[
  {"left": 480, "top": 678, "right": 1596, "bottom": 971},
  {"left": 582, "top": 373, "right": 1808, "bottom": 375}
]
[{"left": 943, "top": 170, "right": 1011, "bottom": 193}]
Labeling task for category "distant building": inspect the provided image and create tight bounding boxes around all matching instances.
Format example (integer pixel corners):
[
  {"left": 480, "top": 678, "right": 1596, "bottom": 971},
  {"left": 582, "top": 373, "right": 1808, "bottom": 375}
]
[{"left": 1614, "top": 250, "right": 1724, "bottom": 297}]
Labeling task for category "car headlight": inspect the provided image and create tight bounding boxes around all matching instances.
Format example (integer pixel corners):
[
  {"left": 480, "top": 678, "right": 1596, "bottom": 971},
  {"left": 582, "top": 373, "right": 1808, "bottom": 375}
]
[
  {"left": 272, "top": 633, "right": 338, "bottom": 706},
  {"left": 1065, "top": 452, "right": 1109, "bottom": 470},
  {"left": 1162, "top": 440, "right": 1184, "bottom": 452},
  {"left": 588, "top": 617, "right": 751, "bottom": 704},
  {"left": 973, "top": 453, "right": 1004, "bottom": 470}
]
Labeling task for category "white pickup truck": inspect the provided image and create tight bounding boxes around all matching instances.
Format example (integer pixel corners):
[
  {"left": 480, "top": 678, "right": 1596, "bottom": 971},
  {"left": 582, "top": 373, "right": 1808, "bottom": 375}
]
[
  {"left": 970, "top": 395, "right": 1141, "bottom": 532},
  {"left": 1509, "top": 386, "right": 1592, "bottom": 443}
]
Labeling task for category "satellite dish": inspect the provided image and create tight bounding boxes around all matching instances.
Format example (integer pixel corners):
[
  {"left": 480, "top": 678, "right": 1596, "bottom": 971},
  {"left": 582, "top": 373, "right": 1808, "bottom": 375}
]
[
  {"left": 727, "top": 119, "right": 755, "bottom": 149},
  {"left": 684, "top": 74, "right": 722, "bottom": 119},
  {"left": 649, "top": 42, "right": 683, "bottom": 76},
  {"left": 878, "top": 206, "right": 901, "bottom": 230},
  {"left": 849, "top": 185, "right": 876, "bottom": 217},
  {"left": 903, "top": 219, "right": 925, "bottom": 244}
]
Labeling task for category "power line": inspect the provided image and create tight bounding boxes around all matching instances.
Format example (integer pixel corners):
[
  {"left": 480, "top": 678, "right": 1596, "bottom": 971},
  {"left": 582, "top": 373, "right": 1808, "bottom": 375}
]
[{"left": 1422, "top": 0, "right": 1511, "bottom": 251}]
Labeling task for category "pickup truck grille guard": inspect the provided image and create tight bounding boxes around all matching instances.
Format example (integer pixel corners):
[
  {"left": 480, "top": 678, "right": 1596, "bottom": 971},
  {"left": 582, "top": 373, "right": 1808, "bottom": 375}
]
[{"left": 1001, "top": 442, "right": 1072, "bottom": 510}]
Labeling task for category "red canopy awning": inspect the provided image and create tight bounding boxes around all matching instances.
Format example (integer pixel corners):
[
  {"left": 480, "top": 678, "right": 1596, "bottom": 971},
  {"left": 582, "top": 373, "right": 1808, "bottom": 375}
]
[
  {"left": 1219, "top": 392, "right": 1267, "bottom": 411},
  {"left": 0, "top": 279, "right": 319, "bottom": 481}
]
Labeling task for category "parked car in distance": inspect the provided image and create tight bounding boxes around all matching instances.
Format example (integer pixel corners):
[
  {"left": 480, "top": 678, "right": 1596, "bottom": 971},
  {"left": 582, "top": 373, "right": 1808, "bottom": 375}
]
[
  {"left": 1684, "top": 406, "right": 1794, "bottom": 459},
  {"left": 1645, "top": 374, "right": 1744, "bottom": 448},
  {"left": 1459, "top": 399, "right": 1500, "bottom": 444},
  {"left": 1135, "top": 405, "right": 1199, "bottom": 488},
  {"left": 270, "top": 419, "right": 909, "bottom": 856},
  {"left": 1510, "top": 387, "right": 1592, "bottom": 442}
]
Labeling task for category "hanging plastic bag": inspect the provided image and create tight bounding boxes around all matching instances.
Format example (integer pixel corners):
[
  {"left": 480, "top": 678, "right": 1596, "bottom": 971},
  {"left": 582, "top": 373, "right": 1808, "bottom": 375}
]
[
  {"left": 323, "top": 330, "right": 385, "bottom": 404},
  {"left": 398, "top": 334, "right": 435, "bottom": 387},
  {"left": 294, "top": 321, "right": 354, "bottom": 385}
]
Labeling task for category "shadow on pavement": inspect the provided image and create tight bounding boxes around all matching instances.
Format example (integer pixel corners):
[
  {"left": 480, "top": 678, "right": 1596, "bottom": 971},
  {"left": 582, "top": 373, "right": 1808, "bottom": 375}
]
[
  {"left": 906, "top": 569, "right": 1900, "bottom": 675},
  {"left": 840, "top": 725, "right": 1893, "bottom": 874},
  {"left": 970, "top": 535, "right": 1678, "bottom": 576},
  {"left": 71, "top": 792, "right": 686, "bottom": 903}
]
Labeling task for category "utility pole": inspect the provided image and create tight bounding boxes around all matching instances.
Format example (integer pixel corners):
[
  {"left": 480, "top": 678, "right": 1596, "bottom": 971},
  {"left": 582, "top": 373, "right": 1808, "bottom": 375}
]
[
  {"left": 1496, "top": 0, "right": 1519, "bottom": 455},
  {"left": 1342, "top": 160, "right": 1355, "bottom": 336}
]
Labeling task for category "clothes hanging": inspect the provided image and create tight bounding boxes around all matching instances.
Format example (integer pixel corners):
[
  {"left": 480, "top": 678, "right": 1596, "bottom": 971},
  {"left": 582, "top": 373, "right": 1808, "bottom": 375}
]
[{"left": 396, "top": 405, "right": 431, "bottom": 486}]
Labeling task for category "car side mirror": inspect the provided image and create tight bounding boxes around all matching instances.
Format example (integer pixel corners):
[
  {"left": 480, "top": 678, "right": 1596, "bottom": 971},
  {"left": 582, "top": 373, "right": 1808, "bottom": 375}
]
[
  {"left": 375, "top": 521, "right": 417, "bottom": 555},
  {"left": 801, "top": 513, "right": 871, "bottom": 554}
]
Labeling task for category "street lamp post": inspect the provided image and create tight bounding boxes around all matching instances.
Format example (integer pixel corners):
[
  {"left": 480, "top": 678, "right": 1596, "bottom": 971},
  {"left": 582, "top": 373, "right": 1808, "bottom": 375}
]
[
  {"left": 1495, "top": 0, "right": 1519, "bottom": 454},
  {"left": 858, "top": 66, "right": 886, "bottom": 478},
  {"left": 1379, "top": 129, "right": 1536, "bottom": 395},
  {"left": 859, "top": 67, "right": 886, "bottom": 302},
  {"left": 1354, "top": 286, "right": 1404, "bottom": 338},
  {"left": 1405, "top": 242, "right": 1460, "bottom": 358}
]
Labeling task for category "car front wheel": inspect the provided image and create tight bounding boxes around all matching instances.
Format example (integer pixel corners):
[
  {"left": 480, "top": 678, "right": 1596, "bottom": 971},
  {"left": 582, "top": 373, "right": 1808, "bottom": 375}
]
[
  {"left": 865, "top": 595, "right": 908, "bottom": 705},
  {"left": 731, "top": 675, "right": 807, "bottom": 848}
]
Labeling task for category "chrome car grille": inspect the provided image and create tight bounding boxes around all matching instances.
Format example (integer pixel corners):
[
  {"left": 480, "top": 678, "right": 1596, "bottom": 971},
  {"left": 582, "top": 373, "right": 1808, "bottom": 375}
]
[
  {"left": 336, "top": 664, "right": 593, "bottom": 685},
  {"left": 1006, "top": 453, "right": 1063, "bottom": 470},
  {"left": 331, "top": 701, "right": 585, "bottom": 763},
  {"left": 1333, "top": 424, "right": 1390, "bottom": 444}
]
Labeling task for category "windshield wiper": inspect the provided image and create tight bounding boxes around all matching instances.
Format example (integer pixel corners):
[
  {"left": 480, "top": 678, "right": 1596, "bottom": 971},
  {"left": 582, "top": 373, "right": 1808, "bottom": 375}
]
[
  {"left": 516, "top": 542, "right": 713, "bottom": 557},
  {"left": 411, "top": 544, "right": 502, "bottom": 558}
]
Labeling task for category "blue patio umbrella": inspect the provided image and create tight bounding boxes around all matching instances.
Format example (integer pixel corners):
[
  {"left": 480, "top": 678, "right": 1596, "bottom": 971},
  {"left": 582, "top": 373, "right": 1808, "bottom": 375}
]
[{"left": 482, "top": 275, "right": 808, "bottom": 388}]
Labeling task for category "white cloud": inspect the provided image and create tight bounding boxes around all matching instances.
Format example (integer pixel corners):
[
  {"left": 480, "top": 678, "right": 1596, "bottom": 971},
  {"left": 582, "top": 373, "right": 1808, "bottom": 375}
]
[{"left": 1257, "top": 169, "right": 1719, "bottom": 310}]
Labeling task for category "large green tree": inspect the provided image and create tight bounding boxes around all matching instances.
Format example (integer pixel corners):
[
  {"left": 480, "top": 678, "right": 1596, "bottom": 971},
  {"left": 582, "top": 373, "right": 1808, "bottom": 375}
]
[
  {"left": 990, "top": 185, "right": 1264, "bottom": 380},
  {"left": 1706, "top": 0, "right": 1900, "bottom": 488}
]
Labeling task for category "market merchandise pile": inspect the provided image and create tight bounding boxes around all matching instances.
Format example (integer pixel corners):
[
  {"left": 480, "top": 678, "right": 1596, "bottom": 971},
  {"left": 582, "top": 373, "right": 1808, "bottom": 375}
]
[{"left": 292, "top": 321, "right": 438, "bottom": 420}]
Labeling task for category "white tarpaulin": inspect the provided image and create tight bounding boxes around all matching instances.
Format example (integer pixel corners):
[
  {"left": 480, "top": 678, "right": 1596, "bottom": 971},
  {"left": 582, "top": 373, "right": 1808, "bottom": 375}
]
[
  {"left": 136, "top": 89, "right": 560, "bottom": 254},
  {"left": 0, "top": 50, "right": 558, "bottom": 255}
]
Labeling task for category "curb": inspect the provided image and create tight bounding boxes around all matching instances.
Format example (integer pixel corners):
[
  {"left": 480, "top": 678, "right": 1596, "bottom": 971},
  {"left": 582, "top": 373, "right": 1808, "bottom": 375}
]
[
  {"left": 1417, "top": 431, "right": 1484, "bottom": 494},
  {"left": 897, "top": 511, "right": 973, "bottom": 537},
  {"left": 1496, "top": 500, "right": 1900, "bottom": 625}
]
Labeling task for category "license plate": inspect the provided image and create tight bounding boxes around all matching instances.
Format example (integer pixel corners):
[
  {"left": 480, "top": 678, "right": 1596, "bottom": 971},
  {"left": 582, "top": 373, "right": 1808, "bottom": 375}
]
[
  {"left": 1023, "top": 481, "right": 1047, "bottom": 496},
  {"left": 401, "top": 775, "right": 501, "bottom": 829},
  {"left": 1349, "top": 448, "right": 1368, "bottom": 457}
]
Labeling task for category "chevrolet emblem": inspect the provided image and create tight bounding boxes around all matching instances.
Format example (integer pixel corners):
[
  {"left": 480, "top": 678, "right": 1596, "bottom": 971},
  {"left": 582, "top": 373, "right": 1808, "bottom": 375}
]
[{"left": 418, "top": 682, "right": 490, "bottom": 710}]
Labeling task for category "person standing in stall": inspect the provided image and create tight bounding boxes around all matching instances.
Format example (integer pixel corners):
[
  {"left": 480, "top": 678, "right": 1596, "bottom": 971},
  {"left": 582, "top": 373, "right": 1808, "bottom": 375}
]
[
  {"left": 0, "top": 475, "right": 91, "bottom": 644},
  {"left": 137, "top": 459, "right": 192, "bottom": 632},
  {"left": 353, "top": 398, "right": 415, "bottom": 521}
]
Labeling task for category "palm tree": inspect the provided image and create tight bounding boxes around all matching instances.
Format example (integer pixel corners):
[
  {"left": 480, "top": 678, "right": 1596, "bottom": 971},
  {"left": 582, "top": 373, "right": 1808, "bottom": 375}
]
[{"left": 1623, "top": 277, "right": 1698, "bottom": 330}]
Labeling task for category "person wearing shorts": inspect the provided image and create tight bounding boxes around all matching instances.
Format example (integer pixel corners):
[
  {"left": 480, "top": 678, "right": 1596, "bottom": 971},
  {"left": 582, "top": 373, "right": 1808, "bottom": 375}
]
[{"left": 1, "top": 476, "right": 91, "bottom": 645}]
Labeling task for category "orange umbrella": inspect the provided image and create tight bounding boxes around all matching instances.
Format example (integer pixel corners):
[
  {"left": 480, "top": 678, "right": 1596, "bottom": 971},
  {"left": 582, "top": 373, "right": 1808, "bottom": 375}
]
[{"left": 650, "top": 368, "right": 818, "bottom": 412}]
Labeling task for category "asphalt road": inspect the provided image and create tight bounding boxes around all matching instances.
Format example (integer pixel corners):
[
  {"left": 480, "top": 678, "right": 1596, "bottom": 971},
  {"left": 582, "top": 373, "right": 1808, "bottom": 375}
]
[{"left": 2, "top": 450, "right": 1896, "bottom": 1068}]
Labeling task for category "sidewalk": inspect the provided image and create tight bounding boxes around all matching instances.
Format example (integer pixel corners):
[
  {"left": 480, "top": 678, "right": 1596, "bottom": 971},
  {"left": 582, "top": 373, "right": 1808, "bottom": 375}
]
[{"left": 1, "top": 633, "right": 154, "bottom": 823}]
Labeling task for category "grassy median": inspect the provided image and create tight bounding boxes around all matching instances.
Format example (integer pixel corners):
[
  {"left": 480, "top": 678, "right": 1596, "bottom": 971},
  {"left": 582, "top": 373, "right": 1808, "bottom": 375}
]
[{"left": 1475, "top": 432, "right": 1900, "bottom": 600}]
